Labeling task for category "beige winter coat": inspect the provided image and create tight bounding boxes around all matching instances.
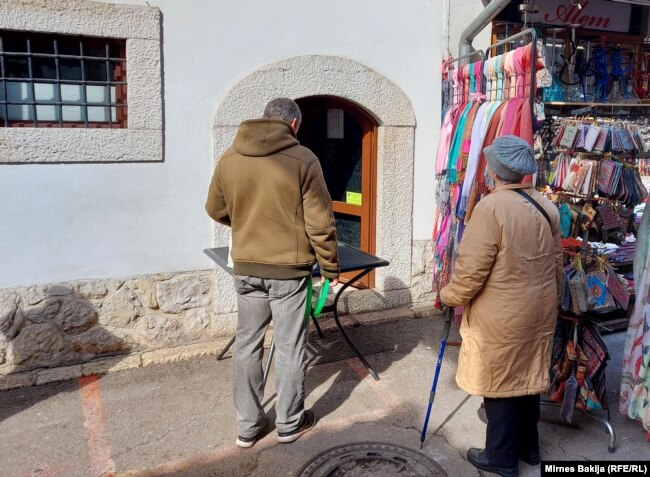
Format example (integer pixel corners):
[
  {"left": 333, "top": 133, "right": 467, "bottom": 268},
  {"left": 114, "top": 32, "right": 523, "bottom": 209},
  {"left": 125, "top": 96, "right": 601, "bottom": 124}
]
[{"left": 440, "top": 184, "right": 563, "bottom": 398}]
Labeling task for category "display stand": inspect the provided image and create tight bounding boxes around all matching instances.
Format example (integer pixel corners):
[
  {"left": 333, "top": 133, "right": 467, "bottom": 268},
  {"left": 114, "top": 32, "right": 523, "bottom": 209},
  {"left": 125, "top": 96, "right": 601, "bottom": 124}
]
[
  {"left": 481, "top": 28, "right": 621, "bottom": 452},
  {"left": 536, "top": 73, "right": 650, "bottom": 454},
  {"left": 541, "top": 399, "right": 616, "bottom": 453},
  {"left": 436, "top": 26, "right": 637, "bottom": 453},
  {"left": 484, "top": 28, "right": 537, "bottom": 112}
]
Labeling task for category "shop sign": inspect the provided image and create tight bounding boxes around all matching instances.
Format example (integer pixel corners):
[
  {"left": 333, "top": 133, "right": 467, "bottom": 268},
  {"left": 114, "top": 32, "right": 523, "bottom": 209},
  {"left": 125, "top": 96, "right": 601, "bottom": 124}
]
[{"left": 529, "top": 0, "right": 631, "bottom": 33}]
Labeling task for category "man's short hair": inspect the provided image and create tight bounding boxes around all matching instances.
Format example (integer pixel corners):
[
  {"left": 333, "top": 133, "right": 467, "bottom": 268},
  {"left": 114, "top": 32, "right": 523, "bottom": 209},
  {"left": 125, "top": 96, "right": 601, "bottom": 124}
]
[{"left": 263, "top": 98, "right": 302, "bottom": 129}]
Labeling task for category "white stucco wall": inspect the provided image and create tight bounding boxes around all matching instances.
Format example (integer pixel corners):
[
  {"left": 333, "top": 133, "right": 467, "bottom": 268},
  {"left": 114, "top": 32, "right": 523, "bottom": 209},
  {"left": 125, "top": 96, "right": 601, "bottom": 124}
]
[
  {"left": 444, "top": 0, "right": 493, "bottom": 58},
  {"left": 1, "top": 0, "right": 445, "bottom": 289}
]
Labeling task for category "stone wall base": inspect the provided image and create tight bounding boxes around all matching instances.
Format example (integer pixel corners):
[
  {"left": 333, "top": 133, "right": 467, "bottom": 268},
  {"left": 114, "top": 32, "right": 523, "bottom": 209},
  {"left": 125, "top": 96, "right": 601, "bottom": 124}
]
[
  {"left": 0, "top": 270, "right": 227, "bottom": 378},
  {"left": 0, "top": 303, "right": 439, "bottom": 390},
  {"left": 0, "top": 239, "right": 436, "bottom": 389}
]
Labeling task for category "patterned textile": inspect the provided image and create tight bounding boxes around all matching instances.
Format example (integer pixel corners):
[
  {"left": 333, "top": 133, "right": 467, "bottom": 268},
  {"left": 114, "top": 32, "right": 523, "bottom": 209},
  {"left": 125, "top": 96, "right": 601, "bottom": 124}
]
[
  {"left": 619, "top": 291, "right": 650, "bottom": 433},
  {"left": 550, "top": 321, "right": 609, "bottom": 421},
  {"left": 620, "top": 201, "right": 650, "bottom": 433}
]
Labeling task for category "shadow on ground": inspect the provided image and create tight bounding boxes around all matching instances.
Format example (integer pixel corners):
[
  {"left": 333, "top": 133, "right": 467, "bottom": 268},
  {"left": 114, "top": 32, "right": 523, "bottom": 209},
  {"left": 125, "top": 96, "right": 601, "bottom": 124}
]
[
  {"left": 0, "top": 290, "right": 129, "bottom": 423},
  {"left": 119, "top": 408, "right": 462, "bottom": 477},
  {"left": 118, "top": 313, "right": 466, "bottom": 477}
]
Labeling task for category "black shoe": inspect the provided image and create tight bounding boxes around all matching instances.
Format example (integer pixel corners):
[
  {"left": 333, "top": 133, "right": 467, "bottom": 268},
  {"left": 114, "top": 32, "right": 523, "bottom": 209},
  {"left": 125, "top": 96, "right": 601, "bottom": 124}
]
[
  {"left": 467, "top": 448, "right": 518, "bottom": 477},
  {"left": 235, "top": 434, "right": 257, "bottom": 448},
  {"left": 277, "top": 410, "right": 316, "bottom": 444},
  {"left": 519, "top": 450, "right": 540, "bottom": 466},
  {"left": 235, "top": 418, "right": 267, "bottom": 448}
]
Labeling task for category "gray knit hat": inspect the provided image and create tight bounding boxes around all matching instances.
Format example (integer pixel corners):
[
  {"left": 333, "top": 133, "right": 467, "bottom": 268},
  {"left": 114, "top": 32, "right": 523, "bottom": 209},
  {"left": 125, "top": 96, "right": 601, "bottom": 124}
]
[{"left": 484, "top": 135, "right": 537, "bottom": 182}]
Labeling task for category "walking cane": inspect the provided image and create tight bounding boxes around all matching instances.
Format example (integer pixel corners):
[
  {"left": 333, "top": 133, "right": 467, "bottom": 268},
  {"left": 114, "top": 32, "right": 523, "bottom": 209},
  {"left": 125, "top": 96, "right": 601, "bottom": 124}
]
[{"left": 419, "top": 305, "right": 454, "bottom": 449}]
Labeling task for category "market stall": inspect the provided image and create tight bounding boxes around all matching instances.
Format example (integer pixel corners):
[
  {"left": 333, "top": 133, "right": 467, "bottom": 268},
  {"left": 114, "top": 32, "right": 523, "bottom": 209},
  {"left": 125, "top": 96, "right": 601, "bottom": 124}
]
[{"left": 434, "top": 0, "right": 650, "bottom": 448}]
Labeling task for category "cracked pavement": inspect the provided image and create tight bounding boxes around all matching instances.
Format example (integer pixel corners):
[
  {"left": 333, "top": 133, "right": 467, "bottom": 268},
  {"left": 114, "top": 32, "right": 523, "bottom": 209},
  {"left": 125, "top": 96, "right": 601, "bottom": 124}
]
[{"left": 0, "top": 316, "right": 647, "bottom": 477}]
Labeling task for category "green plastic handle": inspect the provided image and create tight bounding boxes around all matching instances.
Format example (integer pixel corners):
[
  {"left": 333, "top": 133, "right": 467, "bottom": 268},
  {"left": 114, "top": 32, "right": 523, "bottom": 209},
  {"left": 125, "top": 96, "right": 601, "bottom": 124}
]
[{"left": 312, "top": 278, "right": 330, "bottom": 318}]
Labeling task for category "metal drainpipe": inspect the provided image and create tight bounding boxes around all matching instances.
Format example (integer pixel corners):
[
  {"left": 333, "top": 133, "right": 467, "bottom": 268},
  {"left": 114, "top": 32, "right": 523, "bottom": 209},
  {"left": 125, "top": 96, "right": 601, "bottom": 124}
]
[{"left": 459, "top": 0, "right": 512, "bottom": 57}]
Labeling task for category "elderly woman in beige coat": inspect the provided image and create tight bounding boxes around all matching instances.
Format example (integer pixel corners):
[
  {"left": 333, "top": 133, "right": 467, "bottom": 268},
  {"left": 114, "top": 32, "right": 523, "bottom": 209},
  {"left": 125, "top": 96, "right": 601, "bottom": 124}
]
[{"left": 440, "top": 135, "right": 563, "bottom": 477}]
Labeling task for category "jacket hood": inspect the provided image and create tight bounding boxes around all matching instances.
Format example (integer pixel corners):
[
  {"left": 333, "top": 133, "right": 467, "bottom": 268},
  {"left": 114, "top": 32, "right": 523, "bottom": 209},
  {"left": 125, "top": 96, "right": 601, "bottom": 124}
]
[{"left": 233, "top": 119, "right": 299, "bottom": 157}]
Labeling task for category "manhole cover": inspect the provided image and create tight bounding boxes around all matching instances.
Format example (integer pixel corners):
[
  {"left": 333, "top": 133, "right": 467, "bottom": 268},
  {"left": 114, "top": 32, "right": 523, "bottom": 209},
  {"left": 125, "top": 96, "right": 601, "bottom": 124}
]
[{"left": 297, "top": 442, "right": 447, "bottom": 477}]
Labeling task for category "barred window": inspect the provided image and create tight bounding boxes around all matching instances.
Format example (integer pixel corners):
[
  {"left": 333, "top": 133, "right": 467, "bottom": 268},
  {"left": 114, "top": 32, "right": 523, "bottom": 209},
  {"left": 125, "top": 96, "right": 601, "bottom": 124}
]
[{"left": 0, "top": 31, "right": 127, "bottom": 128}]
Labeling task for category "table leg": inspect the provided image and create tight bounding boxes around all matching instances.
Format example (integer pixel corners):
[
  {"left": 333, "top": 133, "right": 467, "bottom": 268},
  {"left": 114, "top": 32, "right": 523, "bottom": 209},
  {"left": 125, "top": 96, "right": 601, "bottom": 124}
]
[
  {"left": 311, "top": 315, "right": 324, "bottom": 338},
  {"left": 217, "top": 335, "right": 236, "bottom": 360},
  {"left": 332, "top": 269, "right": 380, "bottom": 381},
  {"left": 541, "top": 399, "right": 616, "bottom": 453}
]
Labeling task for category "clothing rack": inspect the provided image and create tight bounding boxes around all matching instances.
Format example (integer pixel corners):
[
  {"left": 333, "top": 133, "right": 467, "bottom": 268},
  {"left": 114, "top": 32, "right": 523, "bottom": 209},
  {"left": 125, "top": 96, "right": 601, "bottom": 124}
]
[
  {"left": 550, "top": 190, "right": 627, "bottom": 205},
  {"left": 484, "top": 28, "right": 537, "bottom": 114},
  {"left": 495, "top": 28, "right": 623, "bottom": 451},
  {"left": 546, "top": 104, "right": 650, "bottom": 118},
  {"left": 448, "top": 50, "right": 485, "bottom": 106},
  {"left": 448, "top": 50, "right": 485, "bottom": 67}
]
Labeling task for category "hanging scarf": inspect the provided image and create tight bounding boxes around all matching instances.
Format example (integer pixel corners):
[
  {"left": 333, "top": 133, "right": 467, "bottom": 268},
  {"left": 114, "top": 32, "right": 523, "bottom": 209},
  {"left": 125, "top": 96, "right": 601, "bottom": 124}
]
[
  {"left": 436, "top": 105, "right": 460, "bottom": 174},
  {"left": 464, "top": 101, "right": 508, "bottom": 222},
  {"left": 458, "top": 101, "right": 490, "bottom": 219},
  {"left": 446, "top": 101, "right": 473, "bottom": 183}
]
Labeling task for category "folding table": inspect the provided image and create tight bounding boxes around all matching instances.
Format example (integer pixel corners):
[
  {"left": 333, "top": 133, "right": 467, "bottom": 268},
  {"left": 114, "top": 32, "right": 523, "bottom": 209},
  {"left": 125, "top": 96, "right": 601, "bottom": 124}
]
[{"left": 204, "top": 245, "right": 389, "bottom": 381}]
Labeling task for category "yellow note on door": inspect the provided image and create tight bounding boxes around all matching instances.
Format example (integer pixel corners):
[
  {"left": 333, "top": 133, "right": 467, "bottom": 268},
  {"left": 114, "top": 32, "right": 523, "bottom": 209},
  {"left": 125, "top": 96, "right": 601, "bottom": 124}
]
[{"left": 346, "top": 192, "right": 362, "bottom": 206}]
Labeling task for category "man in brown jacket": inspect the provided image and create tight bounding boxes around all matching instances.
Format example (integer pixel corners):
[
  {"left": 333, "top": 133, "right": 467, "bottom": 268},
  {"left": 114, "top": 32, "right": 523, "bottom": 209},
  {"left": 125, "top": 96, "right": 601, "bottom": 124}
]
[
  {"left": 206, "top": 98, "right": 339, "bottom": 448},
  {"left": 440, "top": 136, "right": 563, "bottom": 477}
]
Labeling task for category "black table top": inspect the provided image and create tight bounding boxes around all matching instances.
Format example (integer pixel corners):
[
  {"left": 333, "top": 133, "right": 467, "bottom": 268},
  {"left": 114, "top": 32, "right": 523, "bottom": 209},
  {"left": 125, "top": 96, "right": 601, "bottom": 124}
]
[{"left": 204, "top": 245, "right": 389, "bottom": 277}]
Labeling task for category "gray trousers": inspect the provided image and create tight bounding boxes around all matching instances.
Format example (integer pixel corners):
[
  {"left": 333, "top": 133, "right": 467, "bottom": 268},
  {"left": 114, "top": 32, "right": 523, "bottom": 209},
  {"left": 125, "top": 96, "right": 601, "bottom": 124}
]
[{"left": 232, "top": 275, "right": 310, "bottom": 438}]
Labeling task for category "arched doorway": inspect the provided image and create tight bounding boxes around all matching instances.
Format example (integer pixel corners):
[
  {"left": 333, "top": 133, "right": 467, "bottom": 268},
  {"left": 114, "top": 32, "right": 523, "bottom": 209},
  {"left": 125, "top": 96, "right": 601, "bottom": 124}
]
[
  {"left": 296, "top": 96, "right": 377, "bottom": 288},
  {"left": 212, "top": 55, "right": 415, "bottom": 312}
]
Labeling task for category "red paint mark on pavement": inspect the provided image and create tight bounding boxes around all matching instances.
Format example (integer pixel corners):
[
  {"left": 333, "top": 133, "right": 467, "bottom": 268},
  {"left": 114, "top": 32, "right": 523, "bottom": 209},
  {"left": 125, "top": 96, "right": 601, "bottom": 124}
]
[{"left": 79, "top": 375, "right": 116, "bottom": 477}]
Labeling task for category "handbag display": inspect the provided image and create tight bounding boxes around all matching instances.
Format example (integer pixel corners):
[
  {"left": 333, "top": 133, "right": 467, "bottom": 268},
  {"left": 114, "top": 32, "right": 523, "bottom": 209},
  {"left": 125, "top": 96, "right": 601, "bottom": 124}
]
[
  {"left": 606, "top": 264, "right": 630, "bottom": 310},
  {"left": 616, "top": 127, "right": 635, "bottom": 153},
  {"left": 593, "top": 127, "right": 612, "bottom": 153},
  {"left": 586, "top": 270, "right": 617, "bottom": 313},
  {"left": 584, "top": 125, "right": 601, "bottom": 152},
  {"left": 552, "top": 124, "right": 566, "bottom": 148},
  {"left": 560, "top": 124, "right": 580, "bottom": 150},
  {"left": 574, "top": 125, "right": 588, "bottom": 151},
  {"left": 611, "top": 127, "right": 623, "bottom": 153}
]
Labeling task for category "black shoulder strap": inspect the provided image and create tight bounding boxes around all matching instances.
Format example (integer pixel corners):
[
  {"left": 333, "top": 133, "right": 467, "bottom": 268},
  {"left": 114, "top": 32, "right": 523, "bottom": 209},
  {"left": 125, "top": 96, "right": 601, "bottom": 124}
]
[{"left": 512, "top": 189, "right": 552, "bottom": 229}]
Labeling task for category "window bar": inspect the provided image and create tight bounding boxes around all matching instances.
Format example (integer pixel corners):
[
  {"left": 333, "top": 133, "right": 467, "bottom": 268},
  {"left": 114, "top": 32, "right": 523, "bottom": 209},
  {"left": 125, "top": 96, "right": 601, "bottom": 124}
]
[
  {"left": 2, "top": 100, "right": 127, "bottom": 106},
  {"left": 79, "top": 39, "right": 88, "bottom": 127},
  {"left": 0, "top": 78, "right": 127, "bottom": 86},
  {"left": 0, "top": 35, "right": 8, "bottom": 127},
  {"left": 53, "top": 37, "right": 63, "bottom": 127},
  {"left": 3, "top": 51, "right": 126, "bottom": 62},
  {"left": 105, "top": 41, "right": 112, "bottom": 128},
  {"left": 26, "top": 37, "right": 38, "bottom": 127}
]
